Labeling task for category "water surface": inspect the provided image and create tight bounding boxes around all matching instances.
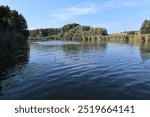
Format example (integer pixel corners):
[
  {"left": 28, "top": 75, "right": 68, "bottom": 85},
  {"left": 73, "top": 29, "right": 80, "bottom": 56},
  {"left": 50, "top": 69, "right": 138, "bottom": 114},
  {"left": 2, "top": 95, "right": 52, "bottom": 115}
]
[{"left": 0, "top": 40, "right": 150, "bottom": 99}]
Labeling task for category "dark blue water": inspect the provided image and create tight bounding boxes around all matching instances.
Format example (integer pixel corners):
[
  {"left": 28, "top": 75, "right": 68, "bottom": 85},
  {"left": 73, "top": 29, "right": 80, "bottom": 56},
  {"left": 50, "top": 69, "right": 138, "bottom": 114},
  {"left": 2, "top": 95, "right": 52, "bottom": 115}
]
[{"left": 0, "top": 40, "right": 150, "bottom": 99}]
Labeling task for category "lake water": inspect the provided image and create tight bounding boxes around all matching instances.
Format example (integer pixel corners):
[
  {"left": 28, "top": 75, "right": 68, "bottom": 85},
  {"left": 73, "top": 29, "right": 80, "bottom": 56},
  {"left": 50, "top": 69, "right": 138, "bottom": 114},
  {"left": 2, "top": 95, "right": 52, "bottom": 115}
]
[{"left": 0, "top": 40, "right": 150, "bottom": 99}]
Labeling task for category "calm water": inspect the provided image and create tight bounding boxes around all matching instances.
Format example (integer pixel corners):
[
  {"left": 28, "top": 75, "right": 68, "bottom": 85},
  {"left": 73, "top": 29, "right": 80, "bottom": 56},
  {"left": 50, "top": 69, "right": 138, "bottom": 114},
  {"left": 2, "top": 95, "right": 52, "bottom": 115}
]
[{"left": 0, "top": 40, "right": 150, "bottom": 99}]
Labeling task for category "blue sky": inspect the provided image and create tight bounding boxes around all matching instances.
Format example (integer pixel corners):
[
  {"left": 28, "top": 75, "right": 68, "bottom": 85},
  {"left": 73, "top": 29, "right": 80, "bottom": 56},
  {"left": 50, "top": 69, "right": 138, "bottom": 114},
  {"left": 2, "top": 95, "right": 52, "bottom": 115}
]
[{"left": 1, "top": 0, "right": 150, "bottom": 33}]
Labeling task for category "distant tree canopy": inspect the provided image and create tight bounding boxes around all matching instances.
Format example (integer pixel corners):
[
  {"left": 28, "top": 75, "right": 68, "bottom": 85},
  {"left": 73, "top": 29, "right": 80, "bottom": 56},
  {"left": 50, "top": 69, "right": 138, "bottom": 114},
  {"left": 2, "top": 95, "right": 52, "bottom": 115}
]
[
  {"left": 0, "top": 5, "right": 29, "bottom": 37},
  {"left": 61, "top": 23, "right": 80, "bottom": 32},
  {"left": 127, "top": 31, "right": 137, "bottom": 35},
  {"left": 123, "top": 31, "right": 139, "bottom": 35},
  {"left": 140, "top": 20, "right": 150, "bottom": 34},
  {"left": 29, "top": 23, "right": 108, "bottom": 40}
]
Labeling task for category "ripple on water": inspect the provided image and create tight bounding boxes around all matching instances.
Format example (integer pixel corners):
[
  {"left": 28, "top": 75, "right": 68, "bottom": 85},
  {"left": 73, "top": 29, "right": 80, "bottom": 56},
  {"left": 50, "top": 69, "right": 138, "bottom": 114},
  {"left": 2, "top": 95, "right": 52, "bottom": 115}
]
[{"left": 1, "top": 41, "right": 150, "bottom": 99}]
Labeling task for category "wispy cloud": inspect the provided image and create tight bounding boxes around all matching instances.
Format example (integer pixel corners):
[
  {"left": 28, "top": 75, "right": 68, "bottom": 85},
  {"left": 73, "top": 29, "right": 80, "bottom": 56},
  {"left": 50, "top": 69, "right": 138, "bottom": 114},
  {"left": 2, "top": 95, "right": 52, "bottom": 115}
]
[
  {"left": 49, "top": 0, "right": 150, "bottom": 23},
  {"left": 100, "top": 0, "right": 150, "bottom": 9},
  {"left": 123, "top": 0, "right": 150, "bottom": 6},
  {"left": 49, "top": 3, "right": 98, "bottom": 23}
]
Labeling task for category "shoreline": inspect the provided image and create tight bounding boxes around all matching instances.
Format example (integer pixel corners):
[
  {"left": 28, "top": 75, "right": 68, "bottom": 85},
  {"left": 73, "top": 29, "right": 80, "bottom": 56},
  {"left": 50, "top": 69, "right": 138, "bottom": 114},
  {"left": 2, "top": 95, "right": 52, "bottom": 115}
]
[{"left": 28, "top": 34, "right": 150, "bottom": 43}]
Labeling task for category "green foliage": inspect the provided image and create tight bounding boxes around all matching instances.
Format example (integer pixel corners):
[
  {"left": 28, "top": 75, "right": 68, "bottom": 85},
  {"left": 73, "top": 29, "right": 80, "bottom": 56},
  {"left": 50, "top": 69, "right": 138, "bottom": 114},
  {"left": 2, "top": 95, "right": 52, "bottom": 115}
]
[
  {"left": 29, "top": 23, "right": 108, "bottom": 40},
  {"left": 140, "top": 20, "right": 150, "bottom": 34},
  {"left": 0, "top": 5, "right": 29, "bottom": 37},
  {"left": 0, "top": 5, "right": 29, "bottom": 58},
  {"left": 29, "top": 28, "right": 61, "bottom": 37},
  {"left": 124, "top": 31, "right": 138, "bottom": 35},
  {"left": 61, "top": 23, "right": 79, "bottom": 32}
]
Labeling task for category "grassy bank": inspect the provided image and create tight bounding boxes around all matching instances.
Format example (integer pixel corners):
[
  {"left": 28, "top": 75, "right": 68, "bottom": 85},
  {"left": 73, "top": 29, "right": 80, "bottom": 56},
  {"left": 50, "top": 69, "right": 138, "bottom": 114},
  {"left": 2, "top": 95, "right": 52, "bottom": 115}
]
[
  {"left": 28, "top": 34, "right": 150, "bottom": 44},
  {"left": 0, "top": 32, "right": 29, "bottom": 59}
]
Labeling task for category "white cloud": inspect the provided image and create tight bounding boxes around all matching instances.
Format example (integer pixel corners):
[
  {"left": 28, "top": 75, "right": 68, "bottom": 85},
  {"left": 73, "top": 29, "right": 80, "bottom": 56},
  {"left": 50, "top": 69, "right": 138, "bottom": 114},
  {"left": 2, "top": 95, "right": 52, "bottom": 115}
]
[
  {"left": 48, "top": 0, "right": 150, "bottom": 24},
  {"left": 98, "top": 0, "right": 150, "bottom": 10},
  {"left": 49, "top": 3, "right": 98, "bottom": 23}
]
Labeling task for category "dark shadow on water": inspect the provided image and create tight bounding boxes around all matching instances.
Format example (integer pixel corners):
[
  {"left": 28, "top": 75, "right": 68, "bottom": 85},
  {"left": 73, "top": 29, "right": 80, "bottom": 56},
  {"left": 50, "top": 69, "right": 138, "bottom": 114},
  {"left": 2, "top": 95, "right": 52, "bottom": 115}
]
[
  {"left": 0, "top": 49, "right": 29, "bottom": 78},
  {"left": 0, "top": 48, "right": 29, "bottom": 97}
]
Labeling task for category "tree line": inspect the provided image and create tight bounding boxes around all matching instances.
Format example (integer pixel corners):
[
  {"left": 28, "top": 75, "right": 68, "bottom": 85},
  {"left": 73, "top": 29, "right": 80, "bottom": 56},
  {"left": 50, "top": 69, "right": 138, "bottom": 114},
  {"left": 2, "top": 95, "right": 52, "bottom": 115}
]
[
  {"left": 29, "top": 23, "right": 108, "bottom": 40},
  {"left": 0, "top": 5, "right": 29, "bottom": 38}
]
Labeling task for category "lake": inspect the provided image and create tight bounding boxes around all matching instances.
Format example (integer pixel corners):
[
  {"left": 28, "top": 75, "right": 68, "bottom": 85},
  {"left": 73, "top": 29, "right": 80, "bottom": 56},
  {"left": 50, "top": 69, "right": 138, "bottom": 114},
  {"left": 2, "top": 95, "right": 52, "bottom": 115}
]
[{"left": 0, "top": 40, "right": 150, "bottom": 99}]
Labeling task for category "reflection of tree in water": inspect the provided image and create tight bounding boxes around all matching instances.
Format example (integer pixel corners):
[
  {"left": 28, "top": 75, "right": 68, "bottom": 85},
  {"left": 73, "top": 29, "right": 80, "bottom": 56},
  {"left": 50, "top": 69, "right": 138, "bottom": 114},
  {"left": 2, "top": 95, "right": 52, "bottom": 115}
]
[
  {"left": 61, "top": 41, "right": 107, "bottom": 64},
  {"left": 81, "top": 41, "right": 107, "bottom": 52},
  {"left": 62, "top": 41, "right": 107, "bottom": 55},
  {"left": 140, "top": 43, "right": 150, "bottom": 61},
  {"left": 62, "top": 44, "right": 80, "bottom": 55},
  {"left": 0, "top": 49, "right": 29, "bottom": 97}
]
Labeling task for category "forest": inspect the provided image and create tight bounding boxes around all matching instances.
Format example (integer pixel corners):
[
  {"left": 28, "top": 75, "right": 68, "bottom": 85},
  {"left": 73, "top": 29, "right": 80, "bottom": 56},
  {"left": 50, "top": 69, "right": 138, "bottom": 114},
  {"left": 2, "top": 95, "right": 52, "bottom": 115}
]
[{"left": 29, "top": 23, "right": 108, "bottom": 40}]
